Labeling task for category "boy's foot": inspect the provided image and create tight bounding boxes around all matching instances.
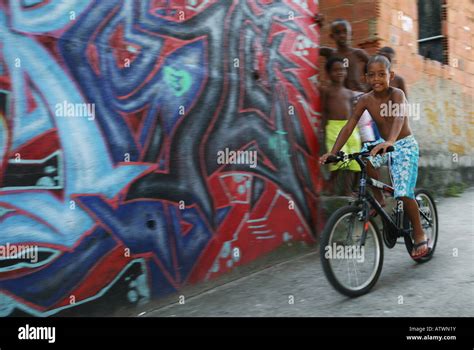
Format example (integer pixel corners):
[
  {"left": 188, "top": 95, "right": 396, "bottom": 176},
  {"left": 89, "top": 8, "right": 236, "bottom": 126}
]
[{"left": 411, "top": 237, "right": 430, "bottom": 258}]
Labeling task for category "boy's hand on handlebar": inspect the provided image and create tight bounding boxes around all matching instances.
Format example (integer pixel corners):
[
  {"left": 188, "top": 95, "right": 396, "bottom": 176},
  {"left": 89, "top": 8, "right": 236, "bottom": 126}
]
[
  {"left": 320, "top": 152, "right": 336, "bottom": 165},
  {"left": 370, "top": 141, "right": 394, "bottom": 157}
]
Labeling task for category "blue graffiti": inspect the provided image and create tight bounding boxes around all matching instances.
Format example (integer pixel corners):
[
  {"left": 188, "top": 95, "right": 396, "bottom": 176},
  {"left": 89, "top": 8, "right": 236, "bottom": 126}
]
[
  {"left": 76, "top": 196, "right": 214, "bottom": 284},
  {"left": 0, "top": 9, "right": 151, "bottom": 246},
  {"left": 10, "top": 0, "right": 91, "bottom": 34}
]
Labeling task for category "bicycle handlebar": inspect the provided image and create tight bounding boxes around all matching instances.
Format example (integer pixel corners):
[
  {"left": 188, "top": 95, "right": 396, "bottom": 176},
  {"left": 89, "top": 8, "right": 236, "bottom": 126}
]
[{"left": 324, "top": 145, "right": 395, "bottom": 164}]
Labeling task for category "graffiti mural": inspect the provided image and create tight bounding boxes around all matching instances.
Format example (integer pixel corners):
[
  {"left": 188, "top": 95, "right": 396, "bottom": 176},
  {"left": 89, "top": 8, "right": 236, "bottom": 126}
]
[{"left": 0, "top": 0, "right": 321, "bottom": 316}]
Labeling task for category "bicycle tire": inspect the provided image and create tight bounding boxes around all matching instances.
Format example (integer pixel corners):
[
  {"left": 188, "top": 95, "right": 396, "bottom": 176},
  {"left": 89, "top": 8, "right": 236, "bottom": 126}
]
[{"left": 320, "top": 205, "right": 384, "bottom": 297}]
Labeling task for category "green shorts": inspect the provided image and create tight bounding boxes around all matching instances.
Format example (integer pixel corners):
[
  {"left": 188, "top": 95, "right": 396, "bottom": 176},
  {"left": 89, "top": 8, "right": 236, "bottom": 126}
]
[{"left": 326, "top": 120, "right": 361, "bottom": 172}]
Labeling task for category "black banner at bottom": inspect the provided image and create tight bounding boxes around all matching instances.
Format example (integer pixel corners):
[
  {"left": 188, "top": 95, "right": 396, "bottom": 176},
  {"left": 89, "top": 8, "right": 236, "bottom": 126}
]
[{"left": 0, "top": 317, "right": 472, "bottom": 347}]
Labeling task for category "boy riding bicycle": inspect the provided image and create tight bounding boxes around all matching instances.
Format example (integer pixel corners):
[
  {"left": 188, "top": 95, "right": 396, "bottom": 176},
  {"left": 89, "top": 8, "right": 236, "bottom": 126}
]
[{"left": 320, "top": 55, "right": 429, "bottom": 259}]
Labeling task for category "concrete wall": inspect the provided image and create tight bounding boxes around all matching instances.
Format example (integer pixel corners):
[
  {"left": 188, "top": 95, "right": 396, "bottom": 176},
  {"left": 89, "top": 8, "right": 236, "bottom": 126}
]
[
  {"left": 319, "top": 0, "right": 474, "bottom": 194},
  {"left": 0, "top": 0, "right": 321, "bottom": 316}
]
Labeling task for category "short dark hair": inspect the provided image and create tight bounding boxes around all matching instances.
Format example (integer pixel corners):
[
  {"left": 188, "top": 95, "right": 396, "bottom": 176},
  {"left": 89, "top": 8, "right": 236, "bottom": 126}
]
[
  {"left": 330, "top": 19, "right": 351, "bottom": 32},
  {"left": 325, "top": 56, "right": 345, "bottom": 73},
  {"left": 379, "top": 46, "right": 396, "bottom": 61},
  {"left": 379, "top": 46, "right": 395, "bottom": 54},
  {"left": 366, "top": 55, "right": 391, "bottom": 73}
]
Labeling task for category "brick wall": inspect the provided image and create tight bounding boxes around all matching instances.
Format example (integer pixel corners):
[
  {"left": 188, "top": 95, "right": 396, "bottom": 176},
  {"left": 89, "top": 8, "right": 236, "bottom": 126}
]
[
  {"left": 319, "top": 0, "right": 474, "bottom": 193},
  {"left": 320, "top": 0, "right": 379, "bottom": 51},
  {"left": 378, "top": 0, "right": 473, "bottom": 190}
]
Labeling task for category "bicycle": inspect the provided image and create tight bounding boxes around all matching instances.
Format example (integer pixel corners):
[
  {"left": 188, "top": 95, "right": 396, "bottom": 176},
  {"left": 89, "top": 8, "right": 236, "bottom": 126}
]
[{"left": 320, "top": 145, "right": 438, "bottom": 297}]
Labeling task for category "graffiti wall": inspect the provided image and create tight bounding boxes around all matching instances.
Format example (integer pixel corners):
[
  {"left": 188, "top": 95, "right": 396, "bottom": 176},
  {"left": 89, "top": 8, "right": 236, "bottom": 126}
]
[{"left": 0, "top": 0, "right": 321, "bottom": 316}]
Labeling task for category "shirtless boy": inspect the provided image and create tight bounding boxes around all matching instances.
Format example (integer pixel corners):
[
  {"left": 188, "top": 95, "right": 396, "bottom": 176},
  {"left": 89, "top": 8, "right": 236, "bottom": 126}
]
[
  {"left": 317, "top": 17, "right": 370, "bottom": 92},
  {"left": 378, "top": 46, "right": 408, "bottom": 97},
  {"left": 319, "top": 56, "right": 362, "bottom": 195},
  {"left": 320, "top": 55, "right": 429, "bottom": 259}
]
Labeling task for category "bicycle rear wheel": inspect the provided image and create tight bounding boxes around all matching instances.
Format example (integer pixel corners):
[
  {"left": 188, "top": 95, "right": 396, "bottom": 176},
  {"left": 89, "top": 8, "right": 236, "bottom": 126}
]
[
  {"left": 320, "top": 206, "right": 384, "bottom": 297},
  {"left": 404, "top": 189, "right": 439, "bottom": 263}
]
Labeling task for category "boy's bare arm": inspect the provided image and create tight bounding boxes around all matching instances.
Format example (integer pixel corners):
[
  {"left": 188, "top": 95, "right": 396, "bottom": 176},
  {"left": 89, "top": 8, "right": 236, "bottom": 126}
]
[
  {"left": 397, "top": 76, "right": 408, "bottom": 98},
  {"left": 354, "top": 48, "right": 370, "bottom": 63},
  {"left": 318, "top": 85, "right": 327, "bottom": 136},
  {"left": 319, "top": 46, "right": 334, "bottom": 58}
]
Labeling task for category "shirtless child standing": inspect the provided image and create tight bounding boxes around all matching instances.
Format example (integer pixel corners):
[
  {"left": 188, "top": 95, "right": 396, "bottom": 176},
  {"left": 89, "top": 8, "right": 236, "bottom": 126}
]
[
  {"left": 319, "top": 57, "right": 362, "bottom": 195},
  {"left": 317, "top": 17, "right": 370, "bottom": 92},
  {"left": 378, "top": 46, "right": 408, "bottom": 97},
  {"left": 320, "top": 55, "right": 429, "bottom": 259}
]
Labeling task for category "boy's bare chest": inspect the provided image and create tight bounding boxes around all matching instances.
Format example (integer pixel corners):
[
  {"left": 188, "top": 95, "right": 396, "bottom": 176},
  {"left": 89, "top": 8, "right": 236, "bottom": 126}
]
[
  {"left": 334, "top": 51, "right": 361, "bottom": 72},
  {"left": 366, "top": 97, "right": 396, "bottom": 119},
  {"left": 366, "top": 100, "right": 400, "bottom": 134},
  {"left": 327, "top": 88, "right": 352, "bottom": 101}
]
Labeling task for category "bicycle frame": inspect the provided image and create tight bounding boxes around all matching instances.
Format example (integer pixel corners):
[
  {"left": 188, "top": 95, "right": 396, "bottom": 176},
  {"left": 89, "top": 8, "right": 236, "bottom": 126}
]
[
  {"left": 352, "top": 156, "right": 408, "bottom": 245},
  {"left": 326, "top": 149, "right": 433, "bottom": 246},
  {"left": 321, "top": 149, "right": 438, "bottom": 297}
]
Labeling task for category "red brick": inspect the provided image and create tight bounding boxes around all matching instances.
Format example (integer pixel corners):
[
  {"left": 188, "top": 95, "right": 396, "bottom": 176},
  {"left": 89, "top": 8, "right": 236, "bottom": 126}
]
[
  {"left": 378, "top": 4, "right": 391, "bottom": 23},
  {"left": 455, "top": 40, "right": 467, "bottom": 57},
  {"left": 441, "top": 64, "right": 451, "bottom": 80},
  {"left": 447, "top": 9, "right": 458, "bottom": 24},
  {"left": 352, "top": 3, "right": 377, "bottom": 19},
  {"left": 453, "top": 67, "right": 465, "bottom": 86},
  {"left": 351, "top": 20, "right": 370, "bottom": 42},
  {"left": 466, "top": 59, "right": 474, "bottom": 75},
  {"left": 320, "top": 0, "right": 346, "bottom": 8},
  {"left": 324, "top": 5, "right": 355, "bottom": 22},
  {"left": 357, "top": 39, "right": 380, "bottom": 54},
  {"left": 442, "top": 20, "right": 448, "bottom": 36},
  {"left": 412, "top": 55, "right": 423, "bottom": 73},
  {"left": 445, "top": 64, "right": 456, "bottom": 79},
  {"left": 403, "top": 0, "right": 418, "bottom": 19},
  {"left": 377, "top": 20, "right": 390, "bottom": 40}
]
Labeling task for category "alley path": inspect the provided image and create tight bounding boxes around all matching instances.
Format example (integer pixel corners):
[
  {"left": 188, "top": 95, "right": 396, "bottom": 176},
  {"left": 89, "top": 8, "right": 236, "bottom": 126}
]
[{"left": 145, "top": 188, "right": 474, "bottom": 317}]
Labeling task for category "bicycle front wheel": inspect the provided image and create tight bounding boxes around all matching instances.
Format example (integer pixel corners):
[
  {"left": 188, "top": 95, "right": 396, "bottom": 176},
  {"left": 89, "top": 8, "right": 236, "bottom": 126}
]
[{"left": 320, "top": 206, "right": 384, "bottom": 297}]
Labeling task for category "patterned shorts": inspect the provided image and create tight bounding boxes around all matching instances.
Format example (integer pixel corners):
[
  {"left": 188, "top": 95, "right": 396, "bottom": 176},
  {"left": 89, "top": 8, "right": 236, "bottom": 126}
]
[{"left": 360, "top": 135, "right": 419, "bottom": 199}]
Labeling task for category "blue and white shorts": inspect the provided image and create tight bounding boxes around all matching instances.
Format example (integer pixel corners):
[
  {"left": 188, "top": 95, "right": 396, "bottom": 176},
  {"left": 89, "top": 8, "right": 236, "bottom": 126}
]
[{"left": 361, "top": 135, "right": 419, "bottom": 199}]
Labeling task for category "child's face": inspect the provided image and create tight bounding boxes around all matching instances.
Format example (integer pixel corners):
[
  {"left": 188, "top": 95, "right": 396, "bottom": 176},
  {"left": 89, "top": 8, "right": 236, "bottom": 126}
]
[
  {"left": 329, "top": 62, "right": 347, "bottom": 83},
  {"left": 330, "top": 23, "right": 350, "bottom": 47},
  {"left": 366, "top": 62, "right": 394, "bottom": 92}
]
